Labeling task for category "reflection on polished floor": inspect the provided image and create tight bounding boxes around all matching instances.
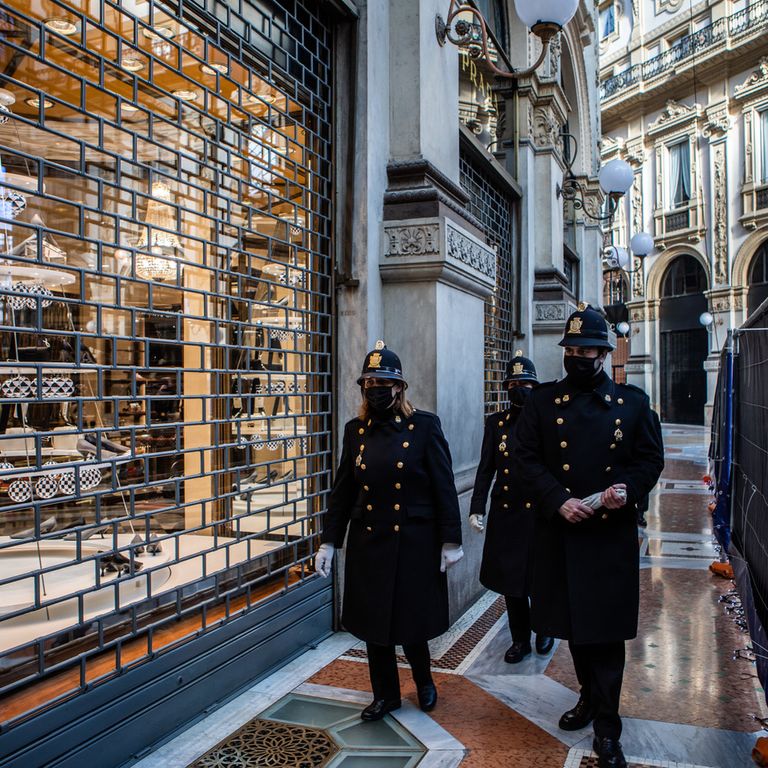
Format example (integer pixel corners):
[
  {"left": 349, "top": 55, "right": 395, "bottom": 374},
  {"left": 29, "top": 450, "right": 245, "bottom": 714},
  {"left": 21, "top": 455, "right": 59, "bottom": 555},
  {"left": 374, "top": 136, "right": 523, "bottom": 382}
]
[{"left": 134, "top": 426, "right": 764, "bottom": 768}]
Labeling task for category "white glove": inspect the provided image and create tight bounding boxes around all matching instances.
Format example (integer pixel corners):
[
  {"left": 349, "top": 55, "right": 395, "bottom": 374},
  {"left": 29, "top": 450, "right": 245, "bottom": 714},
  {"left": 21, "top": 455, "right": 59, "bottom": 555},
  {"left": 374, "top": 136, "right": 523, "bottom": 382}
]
[
  {"left": 469, "top": 514, "right": 485, "bottom": 533},
  {"left": 582, "top": 486, "right": 628, "bottom": 510},
  {"left": 440, "top": 543, "right": 464, "bottom": 572},
  {"left": 315, "top": 543, "right": 335, "bottom": 577}
]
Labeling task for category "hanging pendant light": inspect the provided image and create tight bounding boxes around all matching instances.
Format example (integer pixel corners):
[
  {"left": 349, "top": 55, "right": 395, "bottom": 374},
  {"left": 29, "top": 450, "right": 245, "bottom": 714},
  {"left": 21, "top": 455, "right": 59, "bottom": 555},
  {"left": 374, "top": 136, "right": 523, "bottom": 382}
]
[
  {"left": 135, "top": 181, "right": 183, "bottom": 281},
  {"left": 0, "top": 89, "right": 15, "bottom": 125}
]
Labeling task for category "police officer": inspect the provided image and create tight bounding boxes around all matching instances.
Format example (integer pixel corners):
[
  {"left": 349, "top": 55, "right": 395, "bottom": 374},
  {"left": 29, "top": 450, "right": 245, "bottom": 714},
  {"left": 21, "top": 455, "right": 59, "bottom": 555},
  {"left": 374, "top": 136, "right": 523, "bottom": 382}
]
[
  {"left": 469, "top": 351, "right": 554, "bottom": 663},
  {"left": 316, "top": 342, "right": 464, "bottom": 721},
  {"left": 515, "top": 304, "right": 664, "bottom": 768}
]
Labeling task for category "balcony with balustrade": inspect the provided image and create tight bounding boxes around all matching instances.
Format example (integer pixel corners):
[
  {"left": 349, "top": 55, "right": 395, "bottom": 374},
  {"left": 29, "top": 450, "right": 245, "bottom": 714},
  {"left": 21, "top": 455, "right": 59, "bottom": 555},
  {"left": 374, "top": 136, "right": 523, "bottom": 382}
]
[{"left": 600, "top": 0, "right": 768, "bottom": 122}]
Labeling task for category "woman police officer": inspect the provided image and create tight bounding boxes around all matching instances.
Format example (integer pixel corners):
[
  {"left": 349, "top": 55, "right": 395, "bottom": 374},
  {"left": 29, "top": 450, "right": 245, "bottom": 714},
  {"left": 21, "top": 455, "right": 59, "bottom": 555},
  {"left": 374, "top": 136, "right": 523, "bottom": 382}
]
[
  {"left": 315, "top": 341, "right": 464, "bottom": 721},
  {"left": 469, "top": 351, "right": 554, "bottom": 663}
]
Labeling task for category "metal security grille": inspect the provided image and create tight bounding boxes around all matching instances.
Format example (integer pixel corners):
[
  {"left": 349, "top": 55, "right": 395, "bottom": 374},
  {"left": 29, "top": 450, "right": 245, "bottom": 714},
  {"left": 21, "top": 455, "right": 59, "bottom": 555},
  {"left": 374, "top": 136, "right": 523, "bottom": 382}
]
[
  {"left": 459, "top": 146, "right": 515, "bottom": 413},
  {"left": 0, "top": 0, "right": 332, "bottom": 720}
]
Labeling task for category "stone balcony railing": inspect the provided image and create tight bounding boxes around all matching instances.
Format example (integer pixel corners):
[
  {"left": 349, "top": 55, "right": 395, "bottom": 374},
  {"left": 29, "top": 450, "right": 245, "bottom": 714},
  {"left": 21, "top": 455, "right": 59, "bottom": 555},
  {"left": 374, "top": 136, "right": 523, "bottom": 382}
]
[{"left": 600, "top": 0, "right": 768, "bottom": 102}]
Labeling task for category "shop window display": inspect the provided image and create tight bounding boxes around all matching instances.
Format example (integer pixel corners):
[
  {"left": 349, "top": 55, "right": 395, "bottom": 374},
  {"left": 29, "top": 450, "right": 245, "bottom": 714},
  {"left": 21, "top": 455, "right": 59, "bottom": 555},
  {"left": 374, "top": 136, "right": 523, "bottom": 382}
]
[{"left": 0, "top": 0, "right": 332, "bottom": 718}]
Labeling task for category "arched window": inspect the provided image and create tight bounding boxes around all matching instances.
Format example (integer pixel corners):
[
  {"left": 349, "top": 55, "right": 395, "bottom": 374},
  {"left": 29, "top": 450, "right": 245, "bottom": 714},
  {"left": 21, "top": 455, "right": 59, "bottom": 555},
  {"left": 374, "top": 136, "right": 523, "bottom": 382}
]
[
  {"left": 748, "top": 241, "right": 768, "bottom": 315},
  {"left": 661, "top": 254, "right": 707, "bottom": 297}
]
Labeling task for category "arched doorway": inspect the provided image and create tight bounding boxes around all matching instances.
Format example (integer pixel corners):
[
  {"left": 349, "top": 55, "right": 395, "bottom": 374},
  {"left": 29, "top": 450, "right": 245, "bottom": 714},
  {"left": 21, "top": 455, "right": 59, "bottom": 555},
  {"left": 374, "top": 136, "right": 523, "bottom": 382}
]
[
  {"left": 748, "top": 240, "right": 768, "bottom": 316},
  {"left": 659, "top": 254, "right": 708, "bottom": 424}
]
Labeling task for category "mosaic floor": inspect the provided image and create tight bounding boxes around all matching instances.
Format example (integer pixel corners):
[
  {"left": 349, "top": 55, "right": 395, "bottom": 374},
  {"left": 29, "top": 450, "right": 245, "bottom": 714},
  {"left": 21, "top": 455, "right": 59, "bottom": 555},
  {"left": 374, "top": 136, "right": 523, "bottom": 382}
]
[{"left": 133, "top": 425, "right": 765, "bottom": 768}]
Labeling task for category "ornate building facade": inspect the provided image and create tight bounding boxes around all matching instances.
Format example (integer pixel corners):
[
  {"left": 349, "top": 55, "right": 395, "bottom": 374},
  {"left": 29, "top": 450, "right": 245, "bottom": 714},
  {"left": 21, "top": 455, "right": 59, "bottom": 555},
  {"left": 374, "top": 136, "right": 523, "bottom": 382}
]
[{"left": 599, "top": 0, "right": 768, "bottom": 424}]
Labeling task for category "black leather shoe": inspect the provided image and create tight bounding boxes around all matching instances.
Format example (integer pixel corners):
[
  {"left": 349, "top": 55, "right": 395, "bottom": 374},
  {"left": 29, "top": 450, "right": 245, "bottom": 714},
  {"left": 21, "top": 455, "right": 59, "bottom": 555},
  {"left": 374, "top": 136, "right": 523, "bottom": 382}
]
[
  {"left": 417, "top": 683, "right": 437, "bottom": 712},
  {"left": 558, "top": 697, "right": 594, "bottom": 730},
  {"left": 360, "top": 699, "right": 401, "bottom": 721},
  {"left": 535, "top": 634, "right": 555, "bottom": 655},
  {"left": 593, "top": 736, "right": 627, "bottom": 768},
  {"left": 504, "top": 641, "right": 532, "bottom": 664}
]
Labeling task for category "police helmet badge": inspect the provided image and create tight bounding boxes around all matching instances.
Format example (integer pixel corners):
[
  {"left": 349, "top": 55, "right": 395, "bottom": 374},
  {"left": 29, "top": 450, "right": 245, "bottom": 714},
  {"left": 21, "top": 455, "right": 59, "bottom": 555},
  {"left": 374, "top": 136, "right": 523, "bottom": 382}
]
[
  {"left": 569, "top": 316, "right": 583, "bottom": 334},
  {"left": 513, "top": 362, "right": 524, "bottom": 375},
  {"left": 368, "top": 352, "right": 382, "bottom": 368}
]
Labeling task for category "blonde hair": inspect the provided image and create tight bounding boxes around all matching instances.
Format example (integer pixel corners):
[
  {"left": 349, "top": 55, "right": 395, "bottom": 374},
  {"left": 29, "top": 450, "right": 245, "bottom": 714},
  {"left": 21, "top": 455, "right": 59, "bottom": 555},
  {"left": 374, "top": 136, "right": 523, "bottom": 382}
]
[{"left": 358, "top": 384, "right": 414, "bottom": 421}]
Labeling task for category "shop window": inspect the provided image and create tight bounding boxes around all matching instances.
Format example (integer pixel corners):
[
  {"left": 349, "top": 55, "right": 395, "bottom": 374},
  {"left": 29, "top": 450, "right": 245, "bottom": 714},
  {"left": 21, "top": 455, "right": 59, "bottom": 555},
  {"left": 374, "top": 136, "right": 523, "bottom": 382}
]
[
  {"left": 0, "top": 0, "right": 332, "bottom": 719},
  {"left": 668, "top": 139, "right": 691, "bottom": 208}
]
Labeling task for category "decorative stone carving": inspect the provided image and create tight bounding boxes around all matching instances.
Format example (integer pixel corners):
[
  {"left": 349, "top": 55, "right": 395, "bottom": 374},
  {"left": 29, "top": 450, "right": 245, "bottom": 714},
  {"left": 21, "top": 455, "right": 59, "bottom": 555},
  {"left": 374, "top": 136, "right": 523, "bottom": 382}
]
[
  {"left": 534, "top": 302, "right": 567, "bottom": 322},
  {"left": 631, "top": 174, "right": 644, "bottom": 297},
  {"left": 625, "top": 138, "right": 645, "bottom": 168},
  {"left": 654, "top": 146, "right": 663, "bottom": 206},
  {"left": 445, "top": 220, "right": 496, "bottom": 279},
  {"left": 734, "top": 57, "right": 768, "bottom": 99},
  {"left": 533, "top": 107, "right": 560, "bottom": 148},
  {"left": 647, "top": 100, "right": 701, "bottom": 136},
  {"left": 745, "top": 111, "right": 754, "bottom": 184},
  {"left": 713, "top": 145, "right": 728, "bottom": 285},
  {"left": 548, "top": 32, "right": 562, "bottom": 81},
  {"left": 702, "top": 103, "right": 731, "bottom": 139},
  {"left": 711, "top": 295, "right": 731, "bottom": 312},
  {"left": 656, "top": 0, "right": 684, "bottom": 13},
  {"left": 631, "top": 306, "right": 645, "bottom": 322},
  {"left": 385, "top": 224, "right": 439, "bottom": 257}
]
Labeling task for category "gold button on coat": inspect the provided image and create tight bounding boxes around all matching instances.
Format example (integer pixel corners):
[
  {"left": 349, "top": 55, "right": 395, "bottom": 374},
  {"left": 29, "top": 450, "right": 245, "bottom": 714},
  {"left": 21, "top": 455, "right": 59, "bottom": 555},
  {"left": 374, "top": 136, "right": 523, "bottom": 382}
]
[
  {"left": 366, "top": 525, "right": 372, "bottom": 531},
  {"left": 606, "top": 466, "right": 611, "bottom": 472},
  {"left": 563, "top": 464, "right": 570, "bottom": 471},
  {"left": 366, "top": 504, "right": 373, "bottom": 511},
  {"left": 610, "top": 443, "right": 616, "bottom": 449},
  {"left": 503, "top": 503, "right": 509, "bottom": 509},
  {"left": 602, "top": 513, "right": 608, "bottom": 520},
  {"left": 408, "top": 424, "right": 415, "bottom": 430},
  {"left": 397, "top": 461, "right": 404, "bottom": 469},
  {"left": 504, "top": 468, "right": 509, "bottom": 474},
  {"left": 563, "top": 394, "right": 570, "bottom": 402},
  {"left": 360, "top": 464, "right": 366, "bottom": 470},
  {"left": 525, "top": 502, "right": 532, "bottom": 509},
  {"left": 394, "top": 524, "right": 400, "bottom": 532},
  {"left": 403, "top": 441, "right": 409, "bottom": 448},
  {"left": 555, "top": 397, "right": 561, "bottom": 404},
  {"left": 615, "top": 419, "right": 621, "bottom": 426},
  {"left": 395, "top": 482, "right": 401, "bottom": 489},
  {"left": 358, "top": 428, "right": 364, "bottom": 435},
  {"left": 557, "top": 418, "right": 564, "bottom": 425},
  {"left": 394, "top": 504, "right": 400, "bottom": 511},
  {"left": 502, "top": 434, "right": 507, "bottom": 440},
  {"left": 560, "top": 441, "right": 567, "bottom": 448},
  {"left": 504, "top": 452, "right": 509, "bottom": 457},
  {"left": 503, "top": 485, "right": 509, "bottom": 491},
  {"left": 364, "top": 485, "right": 369, "bottom": 491},
  {"left": 617, "top": 398, "right": 624, "bottom": 404},
  {"left": 498, "top": 420, "right": 504, "bottom": 426}
]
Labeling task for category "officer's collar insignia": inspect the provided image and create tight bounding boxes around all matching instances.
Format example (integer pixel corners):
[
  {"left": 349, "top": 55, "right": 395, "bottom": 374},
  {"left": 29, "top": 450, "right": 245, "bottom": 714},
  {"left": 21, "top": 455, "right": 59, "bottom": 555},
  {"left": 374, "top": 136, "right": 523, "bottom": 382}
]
[
  {"left": 513, "top": 362, "right": 524, "bottom": 375},
  {"left": 614, "top": 428, "right": 623, "bottom": 441},
  {"left": 569, "top": 316, "right": 583, "bottom": 334},
  {"left": 368, "top": 352, "right": 382, "bottom": 368}
]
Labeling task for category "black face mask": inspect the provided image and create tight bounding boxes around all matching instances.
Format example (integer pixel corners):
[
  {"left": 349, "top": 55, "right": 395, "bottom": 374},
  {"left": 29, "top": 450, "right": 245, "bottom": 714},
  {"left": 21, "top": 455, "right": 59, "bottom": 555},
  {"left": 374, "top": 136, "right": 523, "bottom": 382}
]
[
  {"left": 564, "top": 355, "right": 603, "bottom": 386},
  {"left": 364, "top": 385, "right": 396, "bottom": 413},
  {"left": 509, "top": 387, "right": 531, "bottom": 408}
]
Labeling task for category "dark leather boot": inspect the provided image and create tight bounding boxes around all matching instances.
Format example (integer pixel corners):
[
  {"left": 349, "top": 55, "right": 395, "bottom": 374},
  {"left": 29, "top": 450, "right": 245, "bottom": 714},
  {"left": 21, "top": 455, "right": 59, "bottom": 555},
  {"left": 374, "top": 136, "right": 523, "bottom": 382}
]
[
  {"left": 535, "top": 634, "right": 555, "bottom": 655},
  {"left": 504, "top": 641, "right": 532, "bottom": 663},
  {"left": 558, "top": 697, "right": 594, "bottom": 730},
  {"left": 417, "top": 683, "right": 437, "bottom": 712},
  {"left": 593, "top": 736, "right": 627, "bottom": 768},
  {"left": 360, "top": 699, "right": 401, "bottom": 721}
]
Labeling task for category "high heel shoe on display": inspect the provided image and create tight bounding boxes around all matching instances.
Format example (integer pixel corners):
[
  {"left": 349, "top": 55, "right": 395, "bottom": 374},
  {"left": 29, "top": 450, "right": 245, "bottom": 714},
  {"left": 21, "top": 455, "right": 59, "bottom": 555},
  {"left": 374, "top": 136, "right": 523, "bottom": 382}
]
[
  {"left": 63, "top": 520, "right": 112, "bottom": 540},
  {"left": 77, "top": 433, "right": 131, "bottom": 458},
  {"left": 11, "top": 515, "right": 58, "bottom": 539},
  {"left": 147, "top": 534, "right": 162, "bottom": 555}
]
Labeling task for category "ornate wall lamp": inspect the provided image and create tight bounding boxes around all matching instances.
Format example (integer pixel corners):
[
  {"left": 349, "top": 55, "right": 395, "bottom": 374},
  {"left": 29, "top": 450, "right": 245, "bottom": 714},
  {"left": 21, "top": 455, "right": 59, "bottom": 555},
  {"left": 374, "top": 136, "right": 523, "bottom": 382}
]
[
  {"left": 604, "top": 231, "right": 653, "bottom": 275},
  {"left": 436, "top": 0, "right": 579, "bottom": 79}
]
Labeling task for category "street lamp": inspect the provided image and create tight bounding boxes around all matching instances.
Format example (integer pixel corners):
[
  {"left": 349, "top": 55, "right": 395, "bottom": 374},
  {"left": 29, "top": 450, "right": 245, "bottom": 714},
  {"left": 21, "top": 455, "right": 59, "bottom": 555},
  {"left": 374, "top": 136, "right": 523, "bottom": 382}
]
[
  {"left": 436, "top": 0, "right": 578, "bottom": 79},
  {"left": 556, "top": 136, "right": 634, "bottom": 224},
  {"left": 616, "top": 321, "right": 631, "bottom": 336}
]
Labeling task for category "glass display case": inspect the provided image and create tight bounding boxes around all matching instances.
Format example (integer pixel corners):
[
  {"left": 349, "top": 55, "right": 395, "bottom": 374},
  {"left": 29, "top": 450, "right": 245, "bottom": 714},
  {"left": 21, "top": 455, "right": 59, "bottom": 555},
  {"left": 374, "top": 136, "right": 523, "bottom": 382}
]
[{"left": 0, "top": 0, "right": 332, "bottom": 719}]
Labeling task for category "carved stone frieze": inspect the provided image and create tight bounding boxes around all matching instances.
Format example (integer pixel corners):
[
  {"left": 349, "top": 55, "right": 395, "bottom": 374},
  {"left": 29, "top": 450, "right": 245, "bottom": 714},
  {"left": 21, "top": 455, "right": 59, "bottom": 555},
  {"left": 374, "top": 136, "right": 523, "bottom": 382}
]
[
  {"left": 625, "top": 138, "right": 645, "bottom": 168},
  {"left": 631, "top": 174, "right": 645, "bottom": 297},
  {"left": 702, "top": 103, "right": 732, "bottom": 139},
  {"left": 534, "top": 302, "right": 567, "bottom": 323},
  {"left": 647, "top": 100, "right": 701, "bottom": 136},
  {"left": 713, "top": 145, "right": 728, "bottom": 286},
  {"left": 445, "top": 220, "right": 496, "bottom": 279},
  {"left": 745, "top": 111, "right": 754, "bottom": 184},
  {"left": 384, "top": 224, "right": 439, "bottom": 257},
  {"left": 533, "top": 107, "right": 560, "bottom": 149},
  {"left": 734, "top": 57, "right": 768, "bottom": 100}
]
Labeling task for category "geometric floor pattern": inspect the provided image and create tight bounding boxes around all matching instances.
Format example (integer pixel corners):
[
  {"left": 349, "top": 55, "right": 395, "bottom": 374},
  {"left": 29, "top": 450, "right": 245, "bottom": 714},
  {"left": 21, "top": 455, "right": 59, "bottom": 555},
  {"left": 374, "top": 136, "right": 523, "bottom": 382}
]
[{"left": 564, "top": 750, "right": 712, "bottom": 768}]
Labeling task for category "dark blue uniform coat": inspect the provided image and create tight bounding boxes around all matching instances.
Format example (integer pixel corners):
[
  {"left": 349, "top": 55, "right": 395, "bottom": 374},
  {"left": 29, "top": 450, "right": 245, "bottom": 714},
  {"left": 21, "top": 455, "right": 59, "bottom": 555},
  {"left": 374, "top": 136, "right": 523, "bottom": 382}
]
[
  {"left": 515, "top": 373, "right": 664, "bottom": 644},
  {"left": 469, "top": 406, "right": 536, "bottom": 597},
  {"left": 321, "top": 410, "right": 462, "bottom": 646}
]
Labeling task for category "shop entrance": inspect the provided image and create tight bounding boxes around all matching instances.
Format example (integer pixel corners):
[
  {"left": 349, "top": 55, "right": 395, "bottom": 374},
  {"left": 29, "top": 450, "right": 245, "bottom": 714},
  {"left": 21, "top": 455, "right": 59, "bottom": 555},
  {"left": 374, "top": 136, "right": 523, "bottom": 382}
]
[{"left": 659, "top": 255, "right": 708, "bottom": 425}]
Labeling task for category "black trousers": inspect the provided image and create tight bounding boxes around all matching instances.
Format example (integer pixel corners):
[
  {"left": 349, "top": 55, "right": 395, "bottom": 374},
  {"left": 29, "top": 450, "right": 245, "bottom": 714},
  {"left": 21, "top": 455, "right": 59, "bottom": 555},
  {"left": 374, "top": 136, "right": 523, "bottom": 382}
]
[
  {"left": 568, "top": 640, "right": 625, "bottom": 739},
  {"left": 504, "top": 595, "right": 531, "bottom": 643},
  {"left": 366, "top": 641, "right": 432, "bottom": 701}
]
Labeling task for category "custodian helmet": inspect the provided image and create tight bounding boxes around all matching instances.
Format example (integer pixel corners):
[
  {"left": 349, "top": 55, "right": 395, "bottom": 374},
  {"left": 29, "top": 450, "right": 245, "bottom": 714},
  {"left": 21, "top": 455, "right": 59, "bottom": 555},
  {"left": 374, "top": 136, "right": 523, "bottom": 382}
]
[
  {"left": 559, "top": 303, "right": 614, "bottom": 350},
  {"left": 503, "top": 350, "right": 538, "bottom": 384},
  {"left": 357, "top": 340, "right": 407, "bottom": 386}
]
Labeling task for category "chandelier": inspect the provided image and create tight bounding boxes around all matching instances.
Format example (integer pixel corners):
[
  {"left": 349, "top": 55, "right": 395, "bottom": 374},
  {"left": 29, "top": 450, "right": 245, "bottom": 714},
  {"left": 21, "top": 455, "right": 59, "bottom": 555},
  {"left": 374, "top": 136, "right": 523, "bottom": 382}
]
[{"left": 135, "top": 181, "right": 182, "bottom": 281}]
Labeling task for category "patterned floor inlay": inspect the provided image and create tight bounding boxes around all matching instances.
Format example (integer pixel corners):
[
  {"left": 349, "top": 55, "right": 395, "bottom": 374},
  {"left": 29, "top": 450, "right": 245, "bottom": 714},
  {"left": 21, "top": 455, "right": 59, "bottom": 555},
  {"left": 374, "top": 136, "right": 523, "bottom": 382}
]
[
  {"left": 564, "top": 748, "right": 712, "bottom": 768},
  {"left": 187, "top": 693, "right": 426, "bottom": 768},
  {"left": 341, "top": 595, "right": 507, "bottom": 673}
]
